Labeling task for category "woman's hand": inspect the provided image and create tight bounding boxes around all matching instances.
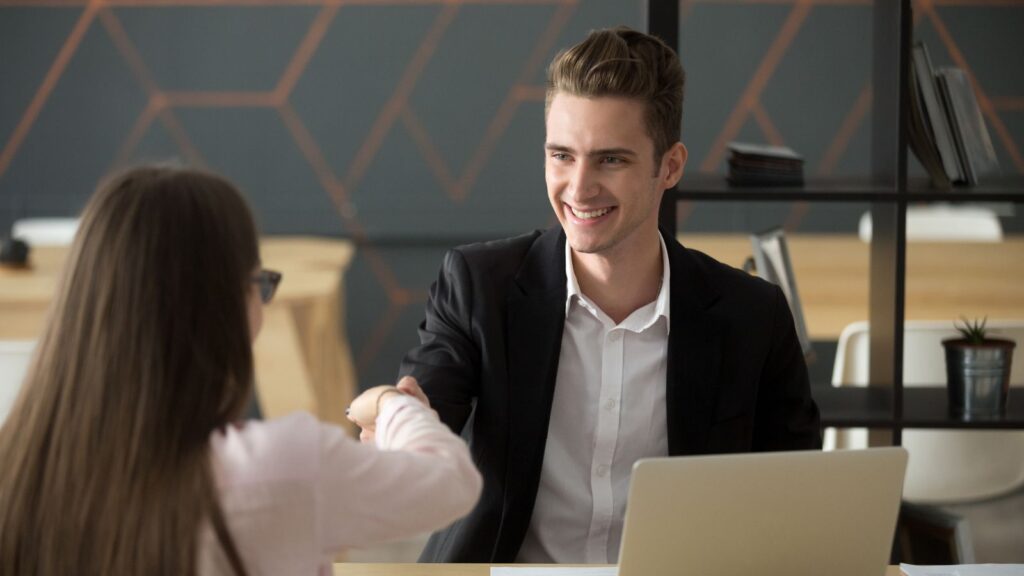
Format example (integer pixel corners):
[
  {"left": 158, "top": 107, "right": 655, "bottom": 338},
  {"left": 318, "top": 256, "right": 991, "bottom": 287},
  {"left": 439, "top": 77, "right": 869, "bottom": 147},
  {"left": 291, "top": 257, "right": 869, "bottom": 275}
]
[{"left": 346, "top": 376, "right": 433, "bottom": 443}]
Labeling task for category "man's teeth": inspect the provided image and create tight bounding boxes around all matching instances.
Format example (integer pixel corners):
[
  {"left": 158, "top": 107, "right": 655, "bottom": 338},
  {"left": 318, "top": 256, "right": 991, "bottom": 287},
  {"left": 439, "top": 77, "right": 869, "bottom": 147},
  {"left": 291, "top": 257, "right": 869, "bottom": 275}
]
[{"left": 570, "top": 206, "right": 612, "bottom": 219}]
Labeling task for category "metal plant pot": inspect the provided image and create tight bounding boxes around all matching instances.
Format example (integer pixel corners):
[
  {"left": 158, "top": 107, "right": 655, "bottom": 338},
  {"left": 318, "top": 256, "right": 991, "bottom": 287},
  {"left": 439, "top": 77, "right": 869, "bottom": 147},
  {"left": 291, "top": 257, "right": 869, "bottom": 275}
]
[{"left": 942, "top": 338, "right": 1016, "bottom": 420}]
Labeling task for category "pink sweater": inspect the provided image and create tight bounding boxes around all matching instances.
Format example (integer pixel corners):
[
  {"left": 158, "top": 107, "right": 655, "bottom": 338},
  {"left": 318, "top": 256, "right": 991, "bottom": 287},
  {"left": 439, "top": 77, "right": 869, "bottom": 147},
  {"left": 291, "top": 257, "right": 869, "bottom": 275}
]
[{"left": 198, "top": 396, "right": 482, "bottom": 575}]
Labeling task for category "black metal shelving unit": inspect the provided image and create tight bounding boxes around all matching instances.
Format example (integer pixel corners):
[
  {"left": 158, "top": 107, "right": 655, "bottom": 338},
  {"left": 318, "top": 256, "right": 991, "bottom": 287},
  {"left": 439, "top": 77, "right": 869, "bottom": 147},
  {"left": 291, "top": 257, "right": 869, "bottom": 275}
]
[{"left": 648, "top": 0, "right": 1024, "bottom": 442}]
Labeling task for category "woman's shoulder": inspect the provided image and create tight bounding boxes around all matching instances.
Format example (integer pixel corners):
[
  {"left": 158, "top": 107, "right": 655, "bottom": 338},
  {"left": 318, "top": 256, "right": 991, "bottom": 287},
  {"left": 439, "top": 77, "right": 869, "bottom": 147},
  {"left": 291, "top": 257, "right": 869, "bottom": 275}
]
[{"left": 209, "top": 412, "right": 339, "bottom": 488}]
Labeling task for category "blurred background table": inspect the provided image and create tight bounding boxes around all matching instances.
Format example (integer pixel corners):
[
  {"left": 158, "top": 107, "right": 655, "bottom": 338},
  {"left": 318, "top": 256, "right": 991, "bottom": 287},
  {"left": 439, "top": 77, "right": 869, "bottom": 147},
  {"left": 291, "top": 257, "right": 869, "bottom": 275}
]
[
  {"left": 678, "top": 234, "right": 1024, "bottom": 340},
  {"left": 0, "top": 236, "right": 356, "bottom": 430}
]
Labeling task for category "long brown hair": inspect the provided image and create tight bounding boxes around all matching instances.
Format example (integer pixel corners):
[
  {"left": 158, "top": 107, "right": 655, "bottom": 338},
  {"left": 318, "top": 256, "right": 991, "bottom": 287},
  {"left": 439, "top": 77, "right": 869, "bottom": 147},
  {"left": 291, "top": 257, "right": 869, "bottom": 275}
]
[{"left": 0, "top": 166, "right": 258, "bottom": 574}]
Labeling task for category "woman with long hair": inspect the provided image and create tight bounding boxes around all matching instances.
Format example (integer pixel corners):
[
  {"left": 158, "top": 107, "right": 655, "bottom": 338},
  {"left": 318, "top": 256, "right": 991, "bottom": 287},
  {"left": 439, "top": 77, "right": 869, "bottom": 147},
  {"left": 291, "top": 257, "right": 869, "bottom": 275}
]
[{"left": 0, "top": 166, "right": 481, "bottom": 575}]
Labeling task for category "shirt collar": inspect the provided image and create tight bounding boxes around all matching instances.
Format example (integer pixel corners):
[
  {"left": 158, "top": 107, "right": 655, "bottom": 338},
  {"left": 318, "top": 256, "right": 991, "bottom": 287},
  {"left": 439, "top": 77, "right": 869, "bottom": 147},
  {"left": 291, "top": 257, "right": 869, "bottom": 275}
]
[{"left": 564, "top": 235, "right": 672, "bottom": 334}]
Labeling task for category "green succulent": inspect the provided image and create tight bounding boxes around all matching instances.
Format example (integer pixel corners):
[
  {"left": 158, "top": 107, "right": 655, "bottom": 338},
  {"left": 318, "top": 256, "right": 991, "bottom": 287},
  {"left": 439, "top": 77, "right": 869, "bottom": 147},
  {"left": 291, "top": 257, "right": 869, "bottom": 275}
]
[{"left": 955, "top": 316, "right": 988, "bottom": 344}]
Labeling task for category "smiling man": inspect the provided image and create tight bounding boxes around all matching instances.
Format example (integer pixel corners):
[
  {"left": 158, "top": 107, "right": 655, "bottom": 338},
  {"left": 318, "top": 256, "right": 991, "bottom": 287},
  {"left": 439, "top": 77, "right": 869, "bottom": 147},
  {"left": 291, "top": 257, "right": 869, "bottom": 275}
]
[{"left": 396, "top": 27, "right": 821, "bottom": 564}]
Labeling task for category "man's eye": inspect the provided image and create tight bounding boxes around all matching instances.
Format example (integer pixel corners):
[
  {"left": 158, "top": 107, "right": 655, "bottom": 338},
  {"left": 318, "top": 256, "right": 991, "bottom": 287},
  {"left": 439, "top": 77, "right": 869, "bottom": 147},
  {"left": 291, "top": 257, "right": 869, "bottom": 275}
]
[
  {"left": 551, "top": 153, "right": 570, "bottom": 161},
  {"left": 602, "top": 156, "right": 625, "bottom": 165}
]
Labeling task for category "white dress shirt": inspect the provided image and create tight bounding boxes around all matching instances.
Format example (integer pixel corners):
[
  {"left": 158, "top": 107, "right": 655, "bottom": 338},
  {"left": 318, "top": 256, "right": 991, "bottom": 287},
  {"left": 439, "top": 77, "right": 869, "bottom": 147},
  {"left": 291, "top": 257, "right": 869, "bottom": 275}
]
[{"left": 516, "top": 237, "right": 671, "bottom": 564}]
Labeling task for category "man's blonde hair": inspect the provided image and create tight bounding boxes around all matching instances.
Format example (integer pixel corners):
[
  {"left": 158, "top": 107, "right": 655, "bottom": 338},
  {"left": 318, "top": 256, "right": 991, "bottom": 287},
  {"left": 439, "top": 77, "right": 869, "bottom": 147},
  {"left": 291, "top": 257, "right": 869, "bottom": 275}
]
[{"left": 546, "top": 26, "right": 685, "bottom": 162}]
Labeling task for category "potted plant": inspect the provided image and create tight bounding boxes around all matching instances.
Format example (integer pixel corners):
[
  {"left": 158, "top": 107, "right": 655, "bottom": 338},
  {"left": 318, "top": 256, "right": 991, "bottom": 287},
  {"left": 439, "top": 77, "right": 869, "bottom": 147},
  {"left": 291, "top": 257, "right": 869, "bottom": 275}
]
[{"left": 943, "top": 317, "right": 1016, "bottom": 419}]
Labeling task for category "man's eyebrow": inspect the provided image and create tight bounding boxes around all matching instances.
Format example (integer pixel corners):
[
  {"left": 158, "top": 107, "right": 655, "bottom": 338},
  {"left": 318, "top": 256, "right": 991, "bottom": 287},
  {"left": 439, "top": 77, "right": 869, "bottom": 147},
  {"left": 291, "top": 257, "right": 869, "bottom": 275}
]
[
  {"left": 590, "top": 147, "right": 637, "bottom": 157},
  {"left": 544, "top": 144, "right": 638, "bottom": 157}
]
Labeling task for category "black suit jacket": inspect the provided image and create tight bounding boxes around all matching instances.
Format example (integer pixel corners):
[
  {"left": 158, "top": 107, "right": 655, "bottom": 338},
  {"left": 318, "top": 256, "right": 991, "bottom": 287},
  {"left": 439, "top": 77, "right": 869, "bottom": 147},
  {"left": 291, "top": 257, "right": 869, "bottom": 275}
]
[{"left": 400, "top": 227, "right": 821, "bottom": 563}]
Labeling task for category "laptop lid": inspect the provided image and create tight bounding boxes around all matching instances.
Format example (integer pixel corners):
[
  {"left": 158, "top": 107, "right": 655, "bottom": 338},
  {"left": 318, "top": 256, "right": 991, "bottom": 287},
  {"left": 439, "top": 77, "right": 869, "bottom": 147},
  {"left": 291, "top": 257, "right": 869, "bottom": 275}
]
[{"left": 617, "top": 447, "right": 908, "bottom": 576}]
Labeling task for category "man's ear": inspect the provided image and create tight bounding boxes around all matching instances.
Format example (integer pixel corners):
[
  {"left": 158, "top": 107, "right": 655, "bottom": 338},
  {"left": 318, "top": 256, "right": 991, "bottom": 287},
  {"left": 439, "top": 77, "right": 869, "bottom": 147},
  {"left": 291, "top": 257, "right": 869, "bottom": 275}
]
[{"left": 661, "top": 142, "right": 688, "bottom": 190}]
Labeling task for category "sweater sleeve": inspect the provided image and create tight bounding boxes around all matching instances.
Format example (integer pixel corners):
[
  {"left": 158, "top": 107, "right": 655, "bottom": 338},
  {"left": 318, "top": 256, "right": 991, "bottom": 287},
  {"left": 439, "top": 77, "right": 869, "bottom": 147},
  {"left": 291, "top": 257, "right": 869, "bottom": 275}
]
[{"left": 316, "top": 395, "right": 482, "bottom": 552}]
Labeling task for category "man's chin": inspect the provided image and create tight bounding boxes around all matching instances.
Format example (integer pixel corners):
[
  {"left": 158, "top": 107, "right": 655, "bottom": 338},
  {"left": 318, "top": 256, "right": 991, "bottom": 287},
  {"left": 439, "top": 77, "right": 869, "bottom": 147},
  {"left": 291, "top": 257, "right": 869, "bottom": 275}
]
[{"left": 566, "top": 237, "right": 611, "bottom": 255}]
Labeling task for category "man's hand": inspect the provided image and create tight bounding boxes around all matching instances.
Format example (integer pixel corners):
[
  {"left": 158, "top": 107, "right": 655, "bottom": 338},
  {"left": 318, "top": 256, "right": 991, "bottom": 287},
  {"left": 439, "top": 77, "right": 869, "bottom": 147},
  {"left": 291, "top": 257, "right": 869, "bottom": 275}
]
[{"left": 346, "top": 376, "right": 432, "bottom": 444}]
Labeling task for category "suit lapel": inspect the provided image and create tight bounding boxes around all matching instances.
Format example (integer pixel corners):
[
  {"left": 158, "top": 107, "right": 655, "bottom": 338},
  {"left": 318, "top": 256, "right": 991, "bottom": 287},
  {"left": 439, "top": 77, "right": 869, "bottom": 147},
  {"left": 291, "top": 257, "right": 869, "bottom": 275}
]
[
  {"left": 497, "top": 228, "right": 566, "bottom": 559},
  {"left": 664, "top": 230, "right": 726, "bottom": 455}
]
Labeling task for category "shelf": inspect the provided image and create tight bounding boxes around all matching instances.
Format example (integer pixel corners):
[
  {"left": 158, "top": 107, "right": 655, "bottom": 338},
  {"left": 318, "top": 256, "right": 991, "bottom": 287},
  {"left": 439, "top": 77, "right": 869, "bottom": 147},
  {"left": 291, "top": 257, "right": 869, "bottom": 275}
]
[
  {"left": 674, "top": 176, "right": 895, "bottom": 202},
  {"left": 672, "top": 175, "right": 1024, "bottom": 203},
  {"left": 906, "top": 176, "right": 1024, "bottom": 203},
  {"left": 816, "top": 387, "right": 895, "bottom": 429},
  {"left": 815, "top": 387, "right": 1024, "bottom": 429},
  {"left": 900, "top": 388, "right": 1024, "bottom": 429}
]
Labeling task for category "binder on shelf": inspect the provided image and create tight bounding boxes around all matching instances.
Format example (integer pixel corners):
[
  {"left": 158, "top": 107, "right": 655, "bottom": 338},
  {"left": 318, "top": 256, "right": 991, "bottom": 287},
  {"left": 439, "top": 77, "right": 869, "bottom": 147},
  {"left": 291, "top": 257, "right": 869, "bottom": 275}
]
[
  {"left": 911, "top": 42, "right": 965, "bottom": 186},
  {"left": 725, "top": 142, "right": 804, "bottom": 187},
  {"left": 935, "top": 67, "right": 1001, "bottom": 186}
]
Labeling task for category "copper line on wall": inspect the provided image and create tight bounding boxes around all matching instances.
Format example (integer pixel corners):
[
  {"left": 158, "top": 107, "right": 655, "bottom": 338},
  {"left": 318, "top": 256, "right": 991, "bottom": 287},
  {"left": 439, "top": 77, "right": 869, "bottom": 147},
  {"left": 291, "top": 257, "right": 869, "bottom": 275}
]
[
  {"left": 277, "top": 103, "right": 356, "bottom": 219},
  {"left": 356, "top": 289, "right": 428, "bottom": 373},
  {"left": 454, "top": 0, "right": 576, "bottom": 201},
  {"left": 751, "top": 102, "right": 785, "bottom": 146},
  {"left": 163, "top": 92, "right": 278, "bottom": 107},
  {"left": 111, "top": 97, "right": 162, "bottom": 168},
  {"left": 514, "top": 85, "right": 548, "bottom": 101},
  {"left": 95, "top": 0, "right": 571, "bottom": 5},
  {"left": 0, "top": 2, "right": 100, "bottom": 179},
  {"left": 342, "top": 3, "right": 458, "bottom": 193},
  {"left": 274, "top": 3, "right": 340, "bottom": 103},
  {"left": 783, "top": 201, "right": 811, "bottom": 231},
  {"left": 401, "top": 107, "right": 460, "bottom": 195},
  {"left": 700, "top": 0, "right": 812, "bottom": 172},
  {"left": 676, "top": 200, "right": 695, "bottom": 231},
  {"left": 101, "top": 7, "right": 206, "bottom": 167},
  {"left": 817, "top": 82, "right": 871, "bottom": 176},
  {"left": 990, "top": 97, "right": 1024, "bottom": 111}
]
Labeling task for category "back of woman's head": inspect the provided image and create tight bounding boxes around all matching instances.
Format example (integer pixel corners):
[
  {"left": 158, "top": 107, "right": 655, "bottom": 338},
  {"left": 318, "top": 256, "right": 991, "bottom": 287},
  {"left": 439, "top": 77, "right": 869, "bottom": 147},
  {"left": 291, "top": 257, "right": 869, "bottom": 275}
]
[{"left": 0, "top": 165, "right": 259, "bottom": 575}]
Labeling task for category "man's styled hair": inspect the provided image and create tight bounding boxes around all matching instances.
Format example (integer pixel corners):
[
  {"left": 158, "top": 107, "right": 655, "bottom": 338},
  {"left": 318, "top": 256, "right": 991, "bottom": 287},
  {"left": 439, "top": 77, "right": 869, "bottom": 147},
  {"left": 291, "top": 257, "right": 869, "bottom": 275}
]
[{"left": 546, "top": 26, "right": 685, "bottom": 161}]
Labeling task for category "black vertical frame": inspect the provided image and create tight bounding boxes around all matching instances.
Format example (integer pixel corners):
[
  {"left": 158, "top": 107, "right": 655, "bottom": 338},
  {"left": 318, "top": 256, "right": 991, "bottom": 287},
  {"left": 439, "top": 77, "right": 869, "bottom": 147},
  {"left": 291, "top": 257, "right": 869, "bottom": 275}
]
[
  {"left": 648, "top": 0, "right": 680, "bottom": 235},
  {"left": 869, "top": 0, "right": 911, "bottom": 446}
]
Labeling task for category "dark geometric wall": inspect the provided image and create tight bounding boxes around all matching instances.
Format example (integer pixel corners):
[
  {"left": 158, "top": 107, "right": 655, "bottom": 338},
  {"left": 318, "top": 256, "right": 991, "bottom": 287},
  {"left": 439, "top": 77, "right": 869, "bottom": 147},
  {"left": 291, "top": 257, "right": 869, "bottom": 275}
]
[{"left": 2, "top": 0, "right": 1021, "bottom": 389}]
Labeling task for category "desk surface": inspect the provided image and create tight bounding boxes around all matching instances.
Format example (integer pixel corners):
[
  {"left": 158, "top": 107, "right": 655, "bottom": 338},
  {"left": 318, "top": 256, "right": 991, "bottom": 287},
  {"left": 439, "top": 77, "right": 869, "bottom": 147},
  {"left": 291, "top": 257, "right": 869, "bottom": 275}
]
[
  {"left": 332, "top": 565, "right": 902, "bottom": 575},
  {"left": 679, "top": 234, "right": 1024, "bottom": 340}
]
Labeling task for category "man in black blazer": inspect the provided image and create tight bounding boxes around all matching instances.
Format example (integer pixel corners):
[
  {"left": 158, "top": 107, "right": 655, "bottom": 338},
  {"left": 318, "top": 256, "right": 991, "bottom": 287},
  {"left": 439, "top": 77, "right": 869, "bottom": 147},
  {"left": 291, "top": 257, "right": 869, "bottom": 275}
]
[{"left": 395, "top": 27, "right": 821, "bottom": 563}]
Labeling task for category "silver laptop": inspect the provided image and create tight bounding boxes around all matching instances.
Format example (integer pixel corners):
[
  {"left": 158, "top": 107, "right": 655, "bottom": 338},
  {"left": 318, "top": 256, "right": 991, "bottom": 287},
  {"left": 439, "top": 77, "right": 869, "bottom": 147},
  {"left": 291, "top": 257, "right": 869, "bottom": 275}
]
[{"left": 618, "top": 447, "right": 908, "bottom": 576}]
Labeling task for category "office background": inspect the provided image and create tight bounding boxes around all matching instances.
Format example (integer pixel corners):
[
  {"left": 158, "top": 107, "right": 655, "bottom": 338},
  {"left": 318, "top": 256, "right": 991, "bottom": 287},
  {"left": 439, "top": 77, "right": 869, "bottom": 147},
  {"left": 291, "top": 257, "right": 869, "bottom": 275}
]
[{"left": 1, "top": 0, "right": 1022, "bottom": 389}]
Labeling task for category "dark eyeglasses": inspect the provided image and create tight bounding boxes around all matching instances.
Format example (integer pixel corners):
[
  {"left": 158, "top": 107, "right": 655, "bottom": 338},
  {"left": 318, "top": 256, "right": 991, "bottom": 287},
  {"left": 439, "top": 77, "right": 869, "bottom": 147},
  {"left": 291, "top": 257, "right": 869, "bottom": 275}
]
[{"left": 252, "top": 269, "right": 282, "bottom": 304}]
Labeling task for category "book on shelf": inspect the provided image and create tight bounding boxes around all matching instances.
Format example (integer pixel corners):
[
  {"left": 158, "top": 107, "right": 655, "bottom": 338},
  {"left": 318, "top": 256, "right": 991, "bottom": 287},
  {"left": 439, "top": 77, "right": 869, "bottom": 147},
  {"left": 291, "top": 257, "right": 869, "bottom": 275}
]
[
  {"left": 910, "top": 41, "right": 964, "bottom": 187},
  {"left": 725, "top": 142, "right": 804, "bottom": 187},
  {"left": 908, "top": 42, "right": 1001, "bottom": 189},
  {"left": 935, "top": 67, "right": 1001, "bottom": 186}
]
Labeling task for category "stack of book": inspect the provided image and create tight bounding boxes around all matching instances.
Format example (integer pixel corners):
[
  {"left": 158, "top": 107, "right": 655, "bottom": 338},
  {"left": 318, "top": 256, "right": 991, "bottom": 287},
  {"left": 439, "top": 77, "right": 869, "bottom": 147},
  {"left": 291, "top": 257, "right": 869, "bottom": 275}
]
[
  {"left": 726, "top": 142, "right": 805, "bottom": 187},
  {"left": 909, "top": 42, "right": 1000, "bottom": 188}
]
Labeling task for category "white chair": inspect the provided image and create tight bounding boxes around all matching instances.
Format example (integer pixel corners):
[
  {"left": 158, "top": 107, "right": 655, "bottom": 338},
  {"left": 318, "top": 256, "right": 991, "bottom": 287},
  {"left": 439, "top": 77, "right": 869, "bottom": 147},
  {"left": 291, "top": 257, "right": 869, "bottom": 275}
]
[
  {"left": 858, "top": 205, "right": 1004, "bottom": 243},
  {"left": 829, "top": 320, "right": 1024, "bottom": 503},
  {"left": 0, "top": 340, "right": 35, "bottom": 425},
  {"left": 11, "top": 218, "right": 79, "bottom": 246}
]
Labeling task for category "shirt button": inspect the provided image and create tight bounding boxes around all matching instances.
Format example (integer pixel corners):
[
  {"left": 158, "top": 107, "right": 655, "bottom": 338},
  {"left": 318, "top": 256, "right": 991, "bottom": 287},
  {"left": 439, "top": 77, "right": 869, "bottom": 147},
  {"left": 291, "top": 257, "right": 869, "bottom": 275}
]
[
  {"left": 596, "top": 465, "right": 609, "bottom": 477},
  {"left": 605, "top": 398, "right": 618, "bottom": 411},
  {"left": 608, "top": 331, "right": 622, "bottom": 342}
]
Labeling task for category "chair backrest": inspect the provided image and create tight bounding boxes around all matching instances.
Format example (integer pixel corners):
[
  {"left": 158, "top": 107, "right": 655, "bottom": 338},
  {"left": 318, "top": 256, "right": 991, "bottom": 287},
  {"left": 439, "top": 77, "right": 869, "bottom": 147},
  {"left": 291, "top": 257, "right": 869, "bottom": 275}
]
[
  {"left": 858, "top": 205, "right": 1004, "bottom": 243},
  {"left": 831, "top": 320, "right": 1024, "bottom": 503},
  {"left": 0, "top": 340, "right": 35, "bottom": 425},
  {"left": 12, "top": 218, "right": 79, "bottom": 246}
]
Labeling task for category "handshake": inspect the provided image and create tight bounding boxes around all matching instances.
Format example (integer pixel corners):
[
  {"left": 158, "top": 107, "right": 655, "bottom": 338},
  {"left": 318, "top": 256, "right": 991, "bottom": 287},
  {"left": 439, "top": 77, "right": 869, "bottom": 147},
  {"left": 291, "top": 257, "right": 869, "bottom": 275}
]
[{"left": 346, "top": 376, "right": 435, "bottom": 443}]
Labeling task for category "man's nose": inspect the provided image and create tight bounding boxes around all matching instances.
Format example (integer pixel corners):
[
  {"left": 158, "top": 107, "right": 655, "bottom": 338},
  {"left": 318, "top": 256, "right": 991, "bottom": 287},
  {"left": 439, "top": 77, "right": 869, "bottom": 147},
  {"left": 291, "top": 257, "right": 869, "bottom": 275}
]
[{"left": 567, "top": 163, "right": 599, "bottom": 201}]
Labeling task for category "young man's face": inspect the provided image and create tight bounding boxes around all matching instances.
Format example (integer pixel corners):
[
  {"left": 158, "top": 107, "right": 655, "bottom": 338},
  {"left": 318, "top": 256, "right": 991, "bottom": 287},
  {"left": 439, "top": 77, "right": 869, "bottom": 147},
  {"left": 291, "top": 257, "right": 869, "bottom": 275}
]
[{"left": 545, "top": 93, "right": 684, "bottom": 259}]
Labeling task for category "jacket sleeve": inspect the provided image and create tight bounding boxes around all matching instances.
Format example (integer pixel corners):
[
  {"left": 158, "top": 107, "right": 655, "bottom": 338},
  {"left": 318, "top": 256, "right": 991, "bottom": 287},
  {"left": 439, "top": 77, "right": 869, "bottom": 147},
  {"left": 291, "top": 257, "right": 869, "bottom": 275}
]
[
  {"left": 399, "top": 249, "right": 481, "bottom": 434},
  {"left": 317, "top": 396, "right": 483, "bottom": 552},
  {"left": 753, "top": 285, "right": 823, "bottom": 450}
]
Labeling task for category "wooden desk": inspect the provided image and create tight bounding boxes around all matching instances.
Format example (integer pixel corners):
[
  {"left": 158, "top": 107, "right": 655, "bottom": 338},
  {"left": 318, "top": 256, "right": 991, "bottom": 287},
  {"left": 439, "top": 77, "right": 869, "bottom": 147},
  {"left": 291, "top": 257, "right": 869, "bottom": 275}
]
[
  {"left": 332, "top": 565, "right": 903, "bottom": 575},
  {"left": 679, "top": 234, "right": 1024, "bottom": 340},
  {"left": 0, "top": 236, "right": 356, "bottom": 430}
]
